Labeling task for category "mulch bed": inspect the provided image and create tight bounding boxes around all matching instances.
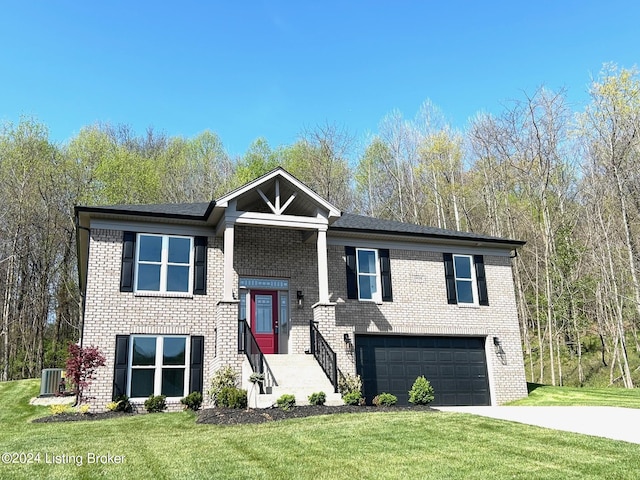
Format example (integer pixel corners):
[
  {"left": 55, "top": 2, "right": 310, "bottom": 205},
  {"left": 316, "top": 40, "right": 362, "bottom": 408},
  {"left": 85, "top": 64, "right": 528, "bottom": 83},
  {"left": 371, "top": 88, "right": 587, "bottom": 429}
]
[
  {"left": 32, "top": 405, "right": 436, "bottom": 425},
  {"left": 197, "top": 404, "right": 436, "bottom": 425},
  {"left": 32, "top": 411, "right": 136, "bottom": 423}
]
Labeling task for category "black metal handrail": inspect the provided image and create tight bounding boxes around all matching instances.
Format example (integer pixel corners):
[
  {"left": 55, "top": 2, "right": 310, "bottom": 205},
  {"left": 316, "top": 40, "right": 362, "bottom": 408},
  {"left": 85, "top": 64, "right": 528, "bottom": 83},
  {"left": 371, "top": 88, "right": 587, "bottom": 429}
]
[
  {"left": 310, "top": 321, "right": 338, "bottom": 393},
  {"left": 238, "top": 319, "right": 277, "bottom": 393}
]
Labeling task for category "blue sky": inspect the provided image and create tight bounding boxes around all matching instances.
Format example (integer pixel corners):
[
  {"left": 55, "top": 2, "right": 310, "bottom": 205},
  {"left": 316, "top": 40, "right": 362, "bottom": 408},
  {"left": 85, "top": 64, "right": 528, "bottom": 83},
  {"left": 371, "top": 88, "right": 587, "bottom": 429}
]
[{"left": 1, "top": 1, "right": 638, "bottom": 157}]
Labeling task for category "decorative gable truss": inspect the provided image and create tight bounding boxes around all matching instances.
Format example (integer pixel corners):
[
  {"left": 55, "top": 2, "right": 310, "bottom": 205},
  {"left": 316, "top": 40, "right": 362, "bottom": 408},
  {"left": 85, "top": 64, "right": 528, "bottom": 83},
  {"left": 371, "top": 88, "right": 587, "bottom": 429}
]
[
  {"left": 256, "top": 178, "right": 297, "bottom": 215},
  {"left": 212, "top": 168, "right": 341, "bottom": 304}
]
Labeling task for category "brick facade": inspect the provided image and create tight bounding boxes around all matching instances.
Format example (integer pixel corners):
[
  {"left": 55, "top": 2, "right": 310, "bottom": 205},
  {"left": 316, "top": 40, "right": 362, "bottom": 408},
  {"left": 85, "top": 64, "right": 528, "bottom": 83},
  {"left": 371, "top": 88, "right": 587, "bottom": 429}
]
[
  {"left": 326, "top": 245, "right": 527, "bottom": 405},
  {"left": 81, "top": 223, "right": 527, "bottom": 412},
  {"left": 82, "top": 229, "right": 221, "bottom": 412}
]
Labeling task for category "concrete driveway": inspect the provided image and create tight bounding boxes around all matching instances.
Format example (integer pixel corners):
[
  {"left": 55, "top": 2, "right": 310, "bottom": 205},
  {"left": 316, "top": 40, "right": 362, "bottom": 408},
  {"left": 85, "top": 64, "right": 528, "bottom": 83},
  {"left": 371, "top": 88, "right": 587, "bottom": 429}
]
[{"left": 437, "top": 406, "right": 640, "bottom": 444}]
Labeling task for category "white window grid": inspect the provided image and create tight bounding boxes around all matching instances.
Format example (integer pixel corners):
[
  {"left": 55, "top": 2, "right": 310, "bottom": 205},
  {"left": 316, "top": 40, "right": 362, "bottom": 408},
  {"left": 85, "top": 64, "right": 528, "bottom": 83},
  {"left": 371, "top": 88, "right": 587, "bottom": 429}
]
[
  {"left": 356, "top": 247, "right": 382, "bottom": 302},
  {"left": 452, "top": 254, "right": 479, "bottom": 306},
  {"left": 135, "top": 234, "right": 194, "bottom": 294},
  {"left": 128, "top": 335, "right": 191, "bottom": 399}
]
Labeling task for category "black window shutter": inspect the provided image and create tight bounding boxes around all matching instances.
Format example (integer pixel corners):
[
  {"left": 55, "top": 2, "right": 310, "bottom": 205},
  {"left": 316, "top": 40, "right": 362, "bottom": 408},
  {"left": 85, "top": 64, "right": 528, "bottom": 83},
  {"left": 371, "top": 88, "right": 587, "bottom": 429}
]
[
  {"left": 345, "top": 246, "right": 358, "bottom": 299},
  {"left": 189, "top": 336, "right": 205, "bottom": 394},
  {"left": 120, "top": 232, "right": 136, "bottom": 292},
  {"left": 474, "top": 255, "right": 489, "bottom": 306},
  {"left": 193, "top": 236, "right": 207, "bottom": 295},
  {"left": 379, "top": 249, "right": 393, "bottom": 302},
  {"left": 443, "top": 253, "right": 457, "bottom": 304},
  {"left": 113, "top": 335, "right": 130, "bottom": 400}
]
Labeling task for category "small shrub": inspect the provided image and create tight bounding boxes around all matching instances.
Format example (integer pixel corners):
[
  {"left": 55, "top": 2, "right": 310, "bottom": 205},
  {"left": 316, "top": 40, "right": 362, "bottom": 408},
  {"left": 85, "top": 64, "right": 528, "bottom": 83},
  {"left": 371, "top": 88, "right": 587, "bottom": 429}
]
[
  {"left": 113, "top": 394, "right": 133, "bottom": 413},
  {"left": 276, "top": 394, "right": 296, "bottom": 411},
  {"left": 372, "top": 393, "right": 397, "bottom": 406},
  {"left": 181, "top": 391, "right": 203, "bottom": 411},
  {"left": 217, "top": 387, "right": 247, "bottom": 409},
  {"left": 338, "top": 373, "right": 362, "bottom": 396},
  {"left": 342, "top": 391, "right": 364, "bottom": 406},
  {"left": 408, "top": 376, "right": 435, "bottom": 405},
  {"left": 208, "top": 366, "right": 238, "bottom": 405},
  {"left": 50, "top": 404, "right": 71, "bottom": 415},
  {"left": 308, "top": 391, "right": 326, "bottom": 406},
  {"left": 106, "top": 396, "right": 132, "bottom": 412},
  {"left": 144, "top": 394, "right": 167, "bottom": 413},
  {"left": 78, "top": 404, "right": 91, "bottom": 414}
]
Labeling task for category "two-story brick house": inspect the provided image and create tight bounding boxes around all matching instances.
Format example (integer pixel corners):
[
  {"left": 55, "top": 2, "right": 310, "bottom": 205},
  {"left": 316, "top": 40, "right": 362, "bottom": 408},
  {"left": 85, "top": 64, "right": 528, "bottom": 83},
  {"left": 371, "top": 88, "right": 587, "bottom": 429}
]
[{"left": 75, "top": 168, "right": 528, "bottom": 411}]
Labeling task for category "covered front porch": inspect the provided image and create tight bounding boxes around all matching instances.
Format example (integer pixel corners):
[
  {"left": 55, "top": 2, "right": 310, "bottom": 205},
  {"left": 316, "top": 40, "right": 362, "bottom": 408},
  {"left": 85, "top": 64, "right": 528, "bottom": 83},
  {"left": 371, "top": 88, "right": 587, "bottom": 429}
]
[{"left": 210, "top": 169, "right": 343, "bottom": 404}]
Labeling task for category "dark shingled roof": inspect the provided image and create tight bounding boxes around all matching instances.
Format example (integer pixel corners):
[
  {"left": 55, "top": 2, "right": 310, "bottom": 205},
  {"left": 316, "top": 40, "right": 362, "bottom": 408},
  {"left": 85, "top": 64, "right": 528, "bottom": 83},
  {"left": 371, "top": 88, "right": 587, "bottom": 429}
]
[
  {"left": 75, "top": 203, "right": 523, "bottom": 246},
  {"left": 330, "top": 213, "right": 524, "bottom": 246},
  {"left": 74, "top": 201, "right": 214, "bottom": 220}
]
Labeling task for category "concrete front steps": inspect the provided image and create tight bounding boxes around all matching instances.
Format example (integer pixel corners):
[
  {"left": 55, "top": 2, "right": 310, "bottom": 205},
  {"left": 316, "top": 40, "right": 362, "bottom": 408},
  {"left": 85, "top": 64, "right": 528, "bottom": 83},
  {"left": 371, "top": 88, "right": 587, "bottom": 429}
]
[{"left": 242, "top": 354, "right": 343, "bottom": 408}]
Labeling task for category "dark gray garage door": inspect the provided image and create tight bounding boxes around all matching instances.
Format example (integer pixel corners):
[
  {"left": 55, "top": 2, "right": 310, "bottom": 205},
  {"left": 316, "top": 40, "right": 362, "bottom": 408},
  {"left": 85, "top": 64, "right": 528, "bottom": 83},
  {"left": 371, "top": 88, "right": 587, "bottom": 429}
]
[{"left": 355, "top": 335, "right": 490, "bottom": 406}]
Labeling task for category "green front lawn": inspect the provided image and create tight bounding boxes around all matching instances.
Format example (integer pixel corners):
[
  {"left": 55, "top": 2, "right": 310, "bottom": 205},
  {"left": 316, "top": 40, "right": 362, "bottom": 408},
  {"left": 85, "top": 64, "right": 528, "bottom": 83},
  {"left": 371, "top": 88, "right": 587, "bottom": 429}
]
[
  {"left": 507, "top": 383, "right": 640, "bottom": 408},
  {"left": 0, "top": 380, "right": 639, "bottom": 479}
]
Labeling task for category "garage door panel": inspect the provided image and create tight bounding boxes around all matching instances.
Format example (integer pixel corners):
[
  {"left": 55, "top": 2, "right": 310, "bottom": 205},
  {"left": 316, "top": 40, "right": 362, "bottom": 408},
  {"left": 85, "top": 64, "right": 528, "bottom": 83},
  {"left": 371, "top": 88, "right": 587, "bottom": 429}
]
[
  {"left": 387, "top": 351, "right": 404, "bottom": 362},
  {"left": 405, "top": 365, "right": 423, "bottom": 378},
  {"left": 454, "top": 351, "right": 470, "bottom": 362},
  {"left": 471, "top": 379, "right": 488, "bottom": 389},
  {"left": 404, "top": 350, "right": 420, "bottom": 362},
  {"left": 421, "top": 351, "right": 438, "bottom": 362},
  {"left": 438, "top": 351, "right": 454, "bottom": 362},
  {"left": 456, "top": 379, "right": 471, "bottom": 391},
  {"left": 422, "top": 367, "right": 439, "bottom": 380},
  {"left": 440, "top": 365, "right": 455, "bottom": 377},
  {"left": 356, "top": 335, "right": 490, "bottom": 406},
  {"left": 389, "top": 365, "right": 406, "bottom": 377},
  {"left": 390, "top": 378, "right": 407, "bottom": 392},
  {"left": 439, "top": 393, "right": 458, "bottom": 405},
  {"left": 468, "top": 351, "right": 486, "bottom": 363},
  {"left": 375, "top": 349, "right": 389, "bottom": 362}
]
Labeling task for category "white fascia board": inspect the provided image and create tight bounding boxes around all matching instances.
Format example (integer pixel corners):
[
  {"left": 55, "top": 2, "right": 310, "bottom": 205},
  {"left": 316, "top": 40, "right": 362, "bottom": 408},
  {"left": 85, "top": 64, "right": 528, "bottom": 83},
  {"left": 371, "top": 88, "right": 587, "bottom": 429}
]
[
  {"left": 230, "top": 211, "right": 328, "bottom": 230},
  {"left": 326, "top": 235, "right": 513, "bottom": 257},
  {"left": 90, "top": 219, "right": 214, "bottom": 237},
  {"left": 216, "top": 169, "right": 283, "bottom": 206},
  {"left": 216, "top": 169, "right": 341, "bottom": 218}
]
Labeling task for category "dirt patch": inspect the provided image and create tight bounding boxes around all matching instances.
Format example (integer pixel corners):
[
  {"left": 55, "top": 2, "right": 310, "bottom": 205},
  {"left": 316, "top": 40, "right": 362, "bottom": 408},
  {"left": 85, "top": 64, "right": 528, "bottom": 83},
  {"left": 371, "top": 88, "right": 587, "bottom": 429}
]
[{"left": 197, "top": 404, "right": 435, "bottom": 425}]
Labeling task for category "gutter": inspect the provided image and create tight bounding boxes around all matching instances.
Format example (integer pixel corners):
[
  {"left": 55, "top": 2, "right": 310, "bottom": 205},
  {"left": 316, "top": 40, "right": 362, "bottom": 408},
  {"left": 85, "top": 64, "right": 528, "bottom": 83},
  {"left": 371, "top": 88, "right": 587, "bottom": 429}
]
[{"left": 329, "top": 226, "right": 526, "bottom": 249}]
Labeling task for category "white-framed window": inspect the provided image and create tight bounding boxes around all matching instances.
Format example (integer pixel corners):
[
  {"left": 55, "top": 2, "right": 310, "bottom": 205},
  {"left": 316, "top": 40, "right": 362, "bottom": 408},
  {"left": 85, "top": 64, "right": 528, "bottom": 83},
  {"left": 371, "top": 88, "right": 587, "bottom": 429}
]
[
  {"left": 453, "top": 254, "right": 478, "bottom": 305},
  {"left": 128, "top": 335, "right": 190, "bottom": 398},
  {"left": 135, "top": 234, "right": 193, "bottom": 294},
  {"left": 356, "top": 248, "right": 382, "bottom": 302}
]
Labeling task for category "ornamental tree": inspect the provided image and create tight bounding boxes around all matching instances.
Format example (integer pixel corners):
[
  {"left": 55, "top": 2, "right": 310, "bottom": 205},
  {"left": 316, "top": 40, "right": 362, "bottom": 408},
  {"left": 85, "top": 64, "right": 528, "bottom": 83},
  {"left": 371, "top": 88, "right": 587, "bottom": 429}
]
[{"left": 65, "top": 343, "right": 106, "bottom": 406}]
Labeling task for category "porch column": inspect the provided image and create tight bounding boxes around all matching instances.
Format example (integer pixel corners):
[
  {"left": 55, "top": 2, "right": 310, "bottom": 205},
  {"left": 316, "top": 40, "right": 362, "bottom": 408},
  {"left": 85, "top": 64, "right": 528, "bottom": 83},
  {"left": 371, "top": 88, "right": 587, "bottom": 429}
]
[
  {"left": 317, "top": 226, "right": 330, "bottom": 304},
  {"left": 223, "top": 221, "right": 235, "bottom": 302}
]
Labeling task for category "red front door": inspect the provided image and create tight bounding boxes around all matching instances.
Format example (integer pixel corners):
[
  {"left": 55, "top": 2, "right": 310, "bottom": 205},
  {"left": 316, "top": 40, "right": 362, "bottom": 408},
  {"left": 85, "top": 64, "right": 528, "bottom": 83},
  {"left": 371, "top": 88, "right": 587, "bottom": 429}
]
[{"left": 250, "top": 290, "right": 278, "bottom": 354}]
